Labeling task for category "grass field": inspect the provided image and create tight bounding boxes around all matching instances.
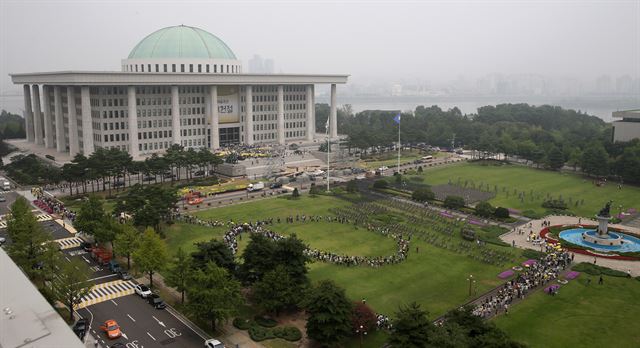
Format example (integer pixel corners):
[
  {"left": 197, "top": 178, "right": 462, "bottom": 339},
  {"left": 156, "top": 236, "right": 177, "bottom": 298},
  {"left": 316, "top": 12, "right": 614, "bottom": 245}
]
[
  {"left": 494, "top": 275, "right": 640, "bottom": 348},
  {"left": 173, "top": 195, "right": 510, "bottom": 318},
  {"left": 410, "top": 162, "right": 640, "bottom": 217},
  {"left": 358, "top": 149, "right": 429, "bottom": 169}
]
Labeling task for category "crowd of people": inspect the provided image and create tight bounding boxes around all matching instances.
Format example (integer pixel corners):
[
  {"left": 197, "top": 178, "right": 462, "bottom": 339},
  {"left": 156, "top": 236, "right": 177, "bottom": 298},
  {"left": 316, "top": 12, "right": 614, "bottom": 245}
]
[
  {"left": 31, "top": 187, "right": 76, "bottom": 221},
  {"left": 472, "top": 248, "right": 572, "bottom": 318}
]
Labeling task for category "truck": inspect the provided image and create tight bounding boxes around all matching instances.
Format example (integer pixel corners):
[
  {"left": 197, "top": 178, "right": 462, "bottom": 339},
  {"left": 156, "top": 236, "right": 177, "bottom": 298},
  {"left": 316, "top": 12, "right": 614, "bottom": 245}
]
[{"left": 247, "top": 182, "right": 265, "bottom": 192}]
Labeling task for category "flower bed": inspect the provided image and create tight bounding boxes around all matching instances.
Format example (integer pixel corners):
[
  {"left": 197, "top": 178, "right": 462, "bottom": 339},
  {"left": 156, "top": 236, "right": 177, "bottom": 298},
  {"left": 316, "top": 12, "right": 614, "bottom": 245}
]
[
  {"left": 498, "top": 270, "right": 515, "bottom": 279},
  {"left": 565, "top": 271, "right": 580, "bottom": 280}
]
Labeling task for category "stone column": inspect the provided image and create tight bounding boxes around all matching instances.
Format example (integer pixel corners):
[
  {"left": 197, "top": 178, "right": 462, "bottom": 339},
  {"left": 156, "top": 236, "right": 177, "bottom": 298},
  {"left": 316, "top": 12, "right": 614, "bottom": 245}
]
[
  {"left": 306, "top": 84, "right": 314, "bottom": 141},
  {"left": 277, "top": 85, "right": 285, "bottom": 145},
  {"left": 66, "top": 87, "right": 80, "bottom": 156},
  {"left": 23, "top": 85, "right": 34, "bottom": 142},
  {"left": 330, "top": 83, "right": 337, "bottom": 138},
  {"left": 81, "top": 86, "right": 94, "bottom": 156},
  {"left": 311, "top": 85, "right": 316, "bottom": 139},
  {"left": 245, "top": 85, "right": 254, "bottom": 145},
  {"left": 32, "top": 85, "right": 44, "bottom": 145},
  {"left": 42, "top": 86, "right": 54, "bottom": 148},
  {"left": 171, "top": 86, "right": 181, "bottom": 145},
  {"left": 209, "top": 86, "right": 219, "bottom": 149},
  {"left": 53, "top": 86, "right": 65, "bottom": 152},
  {"left": 127, "top": 86, "right": 139, "bottom": 158}
]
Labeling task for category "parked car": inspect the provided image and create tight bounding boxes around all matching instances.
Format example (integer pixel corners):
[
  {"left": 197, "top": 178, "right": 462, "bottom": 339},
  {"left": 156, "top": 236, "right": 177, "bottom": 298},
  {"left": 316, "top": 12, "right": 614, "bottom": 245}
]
[
  {"left": 117, "top": 270, "right": 132, "bottom": 280},
  {"left": 147, "top": 294, "right": 167, "bottom": 309},
  {"left": 0, "top": 237, "right": 6, "bottom": 246},
  {"left": 0, "top": 195, "right": 6, "bottom": 202},
  {"left": 108, "top": 260, "right": 121, "bottom": 273},
  {"left": 143, "top": 175, "right": 155, "bottom": 182},
  {"left": 193, "top": 170, "right": 204, "bottom": 177},
  {"left": 204, "top": 338, "right": 225, "bottom": 348},
  {"left": 113, "top": 180, "right": 125, "bottom": 187},
  {"left": 269, "top": 182, "right": 282, "bottom": 189},
  {"left": 163, "top": 172, "right": 176, "bottom": 179},
  {"left": 72, "top": 318, "right": 88, "bottom": 341},
  {"left": 134, "top": 284, "right": 152, "bottom": 298},
  {"left": 100, "top": 319, "right": 122, "bottom": 339}
]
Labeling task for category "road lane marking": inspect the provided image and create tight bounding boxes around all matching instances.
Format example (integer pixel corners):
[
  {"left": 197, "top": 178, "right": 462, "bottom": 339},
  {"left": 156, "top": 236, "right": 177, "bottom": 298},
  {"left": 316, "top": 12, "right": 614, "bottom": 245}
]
[
  {"left": 147, "top": 332, "right": 156, "bottom": 341},
  {"left": 65, "top": 256, "right": 71, "bottom": 262},
  {"left": 82, "top": 256, "right": 91, "bottom": 263},
  {"left": 89, "top": 274, "right": 117, "bottom": 282},
  {"left": 54, "top": 236, "right": 83, "bottom": 249},
  {"left": 127, "top": 314, "right": 136, "bottom": 322},
  {"left": 152, "top": 315, "right": 166, "bottom": 327},
  {"left": 165, "top": 306, "right": 208, "bottom": 340},
  {"left": 110, "top": 299, "right": 118, "bottom": 306}
]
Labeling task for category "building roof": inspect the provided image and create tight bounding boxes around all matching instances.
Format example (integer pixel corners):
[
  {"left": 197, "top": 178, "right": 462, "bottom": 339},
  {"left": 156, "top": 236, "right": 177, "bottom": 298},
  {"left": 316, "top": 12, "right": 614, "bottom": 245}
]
[
  {"left": 128, "top": 25, "right": 237, "bottom": 60},
  {"left": 0, "top": 248, "right": 84, "bottom": 348},
  {"left": 10, "top": 71, "right": 349, "bottom": 86},
  {"left": 613, "top": 109, "right": 640, "bottom": 120}
]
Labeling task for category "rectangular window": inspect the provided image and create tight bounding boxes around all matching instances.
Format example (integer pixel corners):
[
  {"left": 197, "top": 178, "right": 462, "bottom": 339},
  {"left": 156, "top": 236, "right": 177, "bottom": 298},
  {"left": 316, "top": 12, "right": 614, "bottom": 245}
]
[
  {"left": 164, "top": 64, "right": 167, "bottom": 72},
  {"left": 181, "top": 64, "right": 185, "bottom": 72},
  {"left": 214, "top": 65, "right": 217, "bottom": 73},
  {"left": 189, "top": 64, "right": 193, "bottom": 73},
  {"left": 198, "top": 64, "right": 201, "bottom": 73},
  {"left": 206, "top": 65, "right": 209, "bottom": 73},
  {"left": 172, "top": 64, "right": 176, "bottom": 72},
  {"left": 155, "top": 64, "right": 159, "bottom": 72},
  {"left": 148, "top": 64, "right": 151, "bottom": 72}
]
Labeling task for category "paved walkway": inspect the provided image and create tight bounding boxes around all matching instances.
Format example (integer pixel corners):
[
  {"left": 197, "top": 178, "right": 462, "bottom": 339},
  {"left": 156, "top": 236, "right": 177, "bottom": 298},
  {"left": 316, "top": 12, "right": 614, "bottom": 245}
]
[{"left": 500, "top": 215, "right": 640, "bottom": 276}]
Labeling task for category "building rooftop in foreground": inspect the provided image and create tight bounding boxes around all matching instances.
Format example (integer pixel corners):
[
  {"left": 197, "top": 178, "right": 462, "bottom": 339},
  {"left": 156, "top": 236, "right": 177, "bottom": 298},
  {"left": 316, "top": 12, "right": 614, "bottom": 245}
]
[
  {"left": 613, "top": 109, "right": 640, "bottom": 119},
  {"left": 0, "top": 248, "right": 84, "bottom": 348}
]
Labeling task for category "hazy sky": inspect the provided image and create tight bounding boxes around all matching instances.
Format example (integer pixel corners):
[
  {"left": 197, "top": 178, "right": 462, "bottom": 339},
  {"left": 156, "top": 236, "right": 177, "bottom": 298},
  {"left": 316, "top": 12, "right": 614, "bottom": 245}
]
[{"left": 1, "top": 0, "right": 638, "bottom": 95}]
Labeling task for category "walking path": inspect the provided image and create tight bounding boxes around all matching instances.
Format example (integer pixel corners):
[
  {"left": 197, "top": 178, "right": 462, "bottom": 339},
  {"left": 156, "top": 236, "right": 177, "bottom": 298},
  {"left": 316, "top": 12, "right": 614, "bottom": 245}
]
[{"left": 500, "top": 215, "right": 640, "bottom": 276}]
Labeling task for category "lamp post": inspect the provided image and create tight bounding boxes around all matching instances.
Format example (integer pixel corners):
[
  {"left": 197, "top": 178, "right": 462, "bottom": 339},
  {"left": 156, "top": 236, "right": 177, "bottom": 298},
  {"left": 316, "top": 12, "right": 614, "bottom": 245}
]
[
  {"left": 467, "top": 274, "right": 475, "bottom": 296},
  {"left": 355, "top": 324, "right": 367, "bottom": 348}
]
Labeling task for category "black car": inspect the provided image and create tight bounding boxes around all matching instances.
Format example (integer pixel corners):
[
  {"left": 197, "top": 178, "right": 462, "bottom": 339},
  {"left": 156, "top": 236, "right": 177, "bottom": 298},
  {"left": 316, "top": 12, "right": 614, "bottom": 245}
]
[
  {"left": 143, "top": 175, "right": 155, "bottom": 182},
  {"left": 148, "top": 294, "right": 167, "bottom": 309},
  {"left": 269, "top": 182, "right": 283, "bottom": 189},
  {"left": 111, "top": 343, "right": 126, "bottom": 348},
  {"left": 193, "top": 170, "right": 204, "bottom": 177},
  {"left": 72, "top": 318, "right": 88, "bottom": 341},
  {"left": 117, "top": 270, "right": 132, "bottom": 280}
]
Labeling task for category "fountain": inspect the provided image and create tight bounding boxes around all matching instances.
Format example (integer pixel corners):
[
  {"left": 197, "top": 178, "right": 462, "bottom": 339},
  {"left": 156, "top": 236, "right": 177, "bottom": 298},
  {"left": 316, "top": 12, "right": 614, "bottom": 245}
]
[{"left": 557, "top": 201, "right": 640, "bottom": 253}]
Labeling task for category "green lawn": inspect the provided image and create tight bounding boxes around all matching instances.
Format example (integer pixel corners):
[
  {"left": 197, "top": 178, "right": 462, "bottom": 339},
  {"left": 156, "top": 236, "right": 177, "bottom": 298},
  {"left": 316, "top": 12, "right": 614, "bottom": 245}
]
[
  {"left": 412, "top": 162, "right": 640, "bottom": 217},
  {"left": 359, "top": 149, "right": 426, "bottom": 169},
  {"left": 494, "top": 275, "right": 640, "bottom": 348},
  {"left": 168, "top": 195, "right": 509, "bottom": 318},
  {"left": 164, "top": 222, "right": 226, "bottom": 255}
]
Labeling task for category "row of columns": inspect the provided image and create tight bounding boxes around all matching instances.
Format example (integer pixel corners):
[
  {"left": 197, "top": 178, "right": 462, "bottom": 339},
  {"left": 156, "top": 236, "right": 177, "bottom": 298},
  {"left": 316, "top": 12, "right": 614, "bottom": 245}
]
[{"left": 23, "top": 82, "right": 335, "bottom": 159}]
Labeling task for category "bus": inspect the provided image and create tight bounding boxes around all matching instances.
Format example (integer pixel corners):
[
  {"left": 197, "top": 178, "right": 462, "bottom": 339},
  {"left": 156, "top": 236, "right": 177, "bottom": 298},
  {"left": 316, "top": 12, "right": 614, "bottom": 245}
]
[{"left": 421, "top": 155, "right": 434, "bottom": 161}]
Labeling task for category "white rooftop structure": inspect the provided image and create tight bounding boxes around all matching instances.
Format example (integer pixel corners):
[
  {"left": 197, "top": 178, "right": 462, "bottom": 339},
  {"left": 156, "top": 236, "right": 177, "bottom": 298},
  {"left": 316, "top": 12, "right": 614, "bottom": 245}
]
[{"left": 612, "top": 109, "right": 640, "bottom": 142}]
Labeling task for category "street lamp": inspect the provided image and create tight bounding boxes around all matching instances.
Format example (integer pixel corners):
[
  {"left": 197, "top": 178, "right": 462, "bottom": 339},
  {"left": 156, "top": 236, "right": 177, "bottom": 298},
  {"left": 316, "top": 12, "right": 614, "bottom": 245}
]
[
  {"left": 467, "top": 274, "right": 476, "bottom": 296},
  {"left": 355, "top": 324, "right": 367, "bottom": 348}
]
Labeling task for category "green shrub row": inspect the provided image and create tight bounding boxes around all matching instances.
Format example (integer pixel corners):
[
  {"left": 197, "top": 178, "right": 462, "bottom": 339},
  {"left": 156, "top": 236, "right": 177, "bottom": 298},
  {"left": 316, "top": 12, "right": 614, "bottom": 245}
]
[
  {"left": 522, "top": 249, "right": 546, "bottom": 260},
  {"left": 254, "top": 315, "right": 278, "bottom": 328},
  {"left": 248, "top": 325, "right": 302, "bottom": 342},
  {"left": 572, "top": 262, "right": 628, "bottom": 277}
]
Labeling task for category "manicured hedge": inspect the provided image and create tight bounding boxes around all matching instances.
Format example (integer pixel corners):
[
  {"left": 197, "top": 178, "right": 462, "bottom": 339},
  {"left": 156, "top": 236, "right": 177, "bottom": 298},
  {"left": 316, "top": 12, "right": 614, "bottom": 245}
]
[
  {"left": 249, "top": 325, "right": 275, "bottom": 341},
  {"left": 233, "top": 317, "right": 253, "bottom": 330},
  {"left": 572, "top": 262, "right": 628, "bottom": 277},
  {"left": 254, "top": 315, "right": 278, "bottom": 328},
  {"left": 522, "top": 249, "right": 546, "bottom": 260},
  {"left": 272, "top": 326, "right": 302, "bottom": 341}
]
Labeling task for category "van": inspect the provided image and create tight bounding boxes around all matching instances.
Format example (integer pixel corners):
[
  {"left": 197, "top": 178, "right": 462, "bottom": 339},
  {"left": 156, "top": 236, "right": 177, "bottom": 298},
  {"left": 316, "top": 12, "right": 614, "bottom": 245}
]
[{"left": 421, "top": 155, "right": 433, "bottom": 161}]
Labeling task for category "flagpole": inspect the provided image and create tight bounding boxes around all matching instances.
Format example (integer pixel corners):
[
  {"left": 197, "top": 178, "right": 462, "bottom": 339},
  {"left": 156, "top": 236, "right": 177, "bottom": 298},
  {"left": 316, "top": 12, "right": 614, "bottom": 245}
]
[
  {"left": 326, "top": 120, "right": 330, "bottom": 193},
  {"left": 397, "top": 113, "right": 401, "bottom": 174}
]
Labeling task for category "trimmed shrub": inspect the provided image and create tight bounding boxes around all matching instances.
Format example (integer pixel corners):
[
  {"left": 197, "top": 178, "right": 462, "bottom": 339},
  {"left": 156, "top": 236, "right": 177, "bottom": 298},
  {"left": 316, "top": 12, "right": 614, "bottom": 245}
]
[
  {"left": 254, "top": 315, "right": 278, "bottom": 328},
  {"left": 522, "top": 249, "right": 545, "bottom": 260},
  {"left": 412, "top": 187, "right": 435, "bottom": 202},
  {"left": 522, "top": 209, "right": 544, "bottom": 219},
  {"left": 475, "top": 201, "right": 494, "bottom": 218},
  {"left": 272, "top": 326, "right": 302, "bottom": 341},
  {"left": 373, "top": 179, "right": 389, "bottom": 189},
  {"left": 542, "top": 199, "right": 568, "bottom": 210},
  {"left": 443, "top": 195, "right": 465, "bottom": 209},
  {"left": 572, "top": 262, "right": 628, "bottom": 277},
  {"left": 248, "top": 325, "right": 275, "bottom": 341},
  {"left": 233, "top": 317, "right": 253, "bottom": 330},
  {"left": 494, "top": 207, "right": 510, "bottom": 219}
]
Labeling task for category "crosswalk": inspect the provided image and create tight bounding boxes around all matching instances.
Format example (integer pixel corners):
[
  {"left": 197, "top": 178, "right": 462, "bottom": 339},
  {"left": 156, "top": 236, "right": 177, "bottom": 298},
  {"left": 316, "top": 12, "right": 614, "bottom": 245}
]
[
  {"left": 36, "top": 214, "right": 52, "bottom": 222},
  {"left": 77, "top": 280, "right": 136, "bottom": 309},
  {"left": 0, "top": 214, "right": 52, "bottom": 229},
  {"left": 56, "top": 236, "right": 84, "bottom": 250}
]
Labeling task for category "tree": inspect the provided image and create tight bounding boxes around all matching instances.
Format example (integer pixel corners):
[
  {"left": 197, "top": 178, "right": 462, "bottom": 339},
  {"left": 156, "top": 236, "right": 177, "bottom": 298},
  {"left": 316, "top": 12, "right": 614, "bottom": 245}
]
[
  {"left": 52, "top": 258, "right": 92, "bottom": 322},
  {"left": 74, "top": 195, "right": 113, "bottom": 244},
  {"left": 133, "top": 228, "right": 169, "bottom": 288},
  {"left": 113, "top": 223, "right": 141, "bottom": 269},
  {"left": 581, "top": 144, "right": 610, "bottom": 176},
  {"left": 567, "top": 148, "right": 583, "bottom": 171},
  {"left": 6, "top": 197, "right": 51, "bottom": 278},
  {"left": 475, "top": 201, "right": 494, "bottom": 218},
  {"left": 389, "top": 302, "right": 433, "bottom": 348},
  {"left": 412, "top": 187, "right": 435, "bottom": 202},
  {"left": 252, "top": 265, "right": 300, "bottom": 315},
  {"left": 165, "top": 247, "right": 192, "bottom": 304},
  {"left": 274, "top": 234, "right": 310, "bottom": 285},
  {"left": 443, "top": 195, "right": 465, "bottom": 209},
  {"left": 494, "top": 207, "right": 510, "bottom": 219},
  {"left": 191, "top": 239, "right": 237, "bottom": 275},
  {"left": 546, "top": 146, "right": 565, "bottom": 171},
  {"left": 346, "top": 179, "right": 358, "bottom": 193},
  {"left": 185, "top": 262, "right": 243, "bottom": 331},
  {"left": 292, "top": 188, "right": 300, "bottom": 199},
  {"left": 303, "top": 280, "right": 353, "bottom": 347},
  {"left": 373, "top": 179, "right": 389, "bottom": 189},
  {"left": 239, "top": 233, "right": 277, "bottom": 283},
  {"left": 116, "top": 184, "right": 178, "bottom": 231},
  {"left": 351, "top": 302, "right": 377, "bottom": 334}
]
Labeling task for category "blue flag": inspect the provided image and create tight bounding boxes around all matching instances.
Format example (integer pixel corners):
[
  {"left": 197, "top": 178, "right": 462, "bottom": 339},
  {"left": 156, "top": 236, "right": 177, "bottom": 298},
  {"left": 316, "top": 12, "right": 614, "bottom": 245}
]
[{"left": 393, "top": 113, "right": 401, "bottom": 124}]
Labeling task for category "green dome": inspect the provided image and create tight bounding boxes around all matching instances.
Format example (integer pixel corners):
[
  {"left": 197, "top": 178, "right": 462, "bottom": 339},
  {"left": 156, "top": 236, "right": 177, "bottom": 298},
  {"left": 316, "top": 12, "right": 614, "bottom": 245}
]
[{"left": 128, "top": 25, "right": 237, "bottom": 60}]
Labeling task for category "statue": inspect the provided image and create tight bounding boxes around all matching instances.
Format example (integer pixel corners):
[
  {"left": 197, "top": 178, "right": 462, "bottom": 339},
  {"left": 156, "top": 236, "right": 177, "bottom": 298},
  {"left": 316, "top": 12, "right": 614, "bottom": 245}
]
[{"left": 597, "top": 200, "right": 613, "bottom": 218}]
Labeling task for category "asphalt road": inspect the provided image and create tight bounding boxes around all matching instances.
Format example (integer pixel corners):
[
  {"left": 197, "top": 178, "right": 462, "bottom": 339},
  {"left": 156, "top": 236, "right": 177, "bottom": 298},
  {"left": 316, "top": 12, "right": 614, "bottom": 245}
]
[
  {"left": 0, "top": 190, "right": 19, "bottom": 215},
  {"left": 77, "top": 294, "right": 205, "bottom": 348}
]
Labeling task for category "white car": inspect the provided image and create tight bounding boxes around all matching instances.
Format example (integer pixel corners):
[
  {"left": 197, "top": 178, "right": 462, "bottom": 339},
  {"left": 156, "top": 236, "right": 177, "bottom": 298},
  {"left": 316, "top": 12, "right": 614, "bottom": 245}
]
[
  {"left": 134, "top": 284, "right": 152, "bottom": 298},
  {"left": 204, "top": 338, "right": 225, "bottom": 348}
]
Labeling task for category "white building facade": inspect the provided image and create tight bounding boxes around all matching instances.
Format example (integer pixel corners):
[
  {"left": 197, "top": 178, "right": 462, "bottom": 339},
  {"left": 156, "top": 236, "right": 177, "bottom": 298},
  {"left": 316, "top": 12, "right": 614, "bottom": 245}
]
[
  {"left": 612, "top": 109, "right": 640, "bottom": 142},
  {"left": 11, "top": 25, "right": 347, "bottom": 159}
]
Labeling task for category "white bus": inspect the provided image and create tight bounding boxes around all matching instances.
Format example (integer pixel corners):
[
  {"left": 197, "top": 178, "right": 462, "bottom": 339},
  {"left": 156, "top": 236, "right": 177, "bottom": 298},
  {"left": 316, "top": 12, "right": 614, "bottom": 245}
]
[{"left": 421, "top": 155, "right": 434, "bottom": 161}]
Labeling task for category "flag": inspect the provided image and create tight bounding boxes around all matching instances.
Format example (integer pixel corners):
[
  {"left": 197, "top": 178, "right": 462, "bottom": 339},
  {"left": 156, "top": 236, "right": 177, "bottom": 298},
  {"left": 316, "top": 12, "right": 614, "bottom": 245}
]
[
  {"left": 325, "top": 117, "right": 330, "bottom": 131},
  {"left": 393, "top": 113, "right": 401, "bottom": 124}
]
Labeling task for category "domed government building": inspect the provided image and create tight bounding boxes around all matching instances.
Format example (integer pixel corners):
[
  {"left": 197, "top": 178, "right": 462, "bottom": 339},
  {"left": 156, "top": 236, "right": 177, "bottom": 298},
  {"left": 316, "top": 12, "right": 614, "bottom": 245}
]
[{"left": 11, "top": 25, "right": 348, "bottom": 159}]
